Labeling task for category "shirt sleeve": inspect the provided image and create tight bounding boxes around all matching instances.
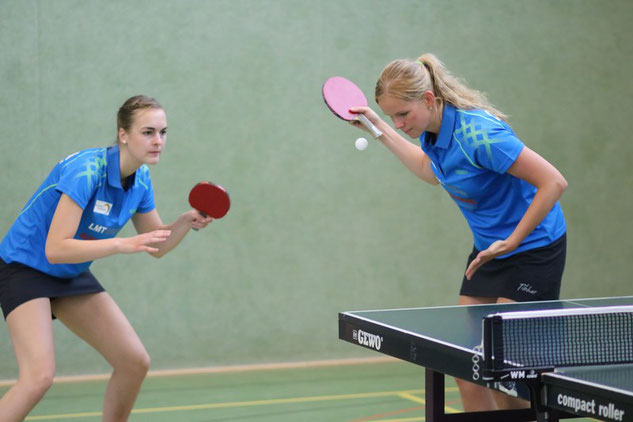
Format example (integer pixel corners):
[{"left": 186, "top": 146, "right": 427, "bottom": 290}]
[
  {"left": 473, "top": 121, "right": 524, "bottom": 174},
  {"left": 55, "top": 151, "right": 106, "bottom": 209}
]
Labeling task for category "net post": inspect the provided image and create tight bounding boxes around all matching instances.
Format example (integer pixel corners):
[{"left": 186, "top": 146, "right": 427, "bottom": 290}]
[{"left": 482, "top": 315, "right": 504, "bottom": 379}]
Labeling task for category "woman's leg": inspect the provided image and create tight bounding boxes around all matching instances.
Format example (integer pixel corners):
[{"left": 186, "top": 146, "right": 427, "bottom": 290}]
[
  {"left": 454, "top": 295, "right": 499, "bottom": 411},
  {"left": 489, "top": 296, "right": 531, "bottom": 410},
  {"left": 52, "top": 292, "right": 150, "bottom": 422},
  {"left": 0, "top": 298, "right": 56, "bottom": 421}
]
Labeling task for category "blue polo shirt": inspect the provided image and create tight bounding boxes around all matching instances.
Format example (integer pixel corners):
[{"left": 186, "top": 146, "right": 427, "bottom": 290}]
[
  {"left": 0, "top": 145, "right": 155, "bottom": 277},
  {"left": 420, "top": 104, "right": 566, "bottom": 257}
]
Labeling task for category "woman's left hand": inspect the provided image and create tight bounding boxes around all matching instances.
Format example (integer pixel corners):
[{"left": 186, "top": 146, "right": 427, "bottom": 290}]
[{"left": 465, "top": 240, "right": 515, "bottom": 280}]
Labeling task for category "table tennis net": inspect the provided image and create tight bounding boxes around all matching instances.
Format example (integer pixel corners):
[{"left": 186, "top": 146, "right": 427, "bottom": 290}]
[{"left": 482, "top": 305, "right": 633, "bottom": 373}]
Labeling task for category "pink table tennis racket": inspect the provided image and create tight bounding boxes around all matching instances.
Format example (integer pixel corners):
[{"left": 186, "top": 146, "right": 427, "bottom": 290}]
[{"left": 322, "top": 76, "right": 382, "bottom": 138}]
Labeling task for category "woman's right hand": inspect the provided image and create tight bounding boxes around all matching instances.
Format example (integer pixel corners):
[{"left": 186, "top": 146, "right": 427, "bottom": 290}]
[{"left": 348, "top": 106, "right": 383, "bottom": 133}]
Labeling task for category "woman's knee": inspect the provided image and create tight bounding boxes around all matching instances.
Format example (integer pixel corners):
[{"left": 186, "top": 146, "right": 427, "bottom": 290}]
[
  {"left": 454, "top": 377, "right": 476, "bottom": 390},
  {"left": 455, "top": 377, "right": 491, "bottom": 397},
  {"left": 455, "top": 377, "right": 498, "bottom": 411},
  {"left": 114, "top": 348, "right": 150, "bottom": 377},
  {"left": 136, "top": 349, "right": 151, "bottom": 375},
  {"left": 19, "top": 366, "right": 55, "bottom": 399}
]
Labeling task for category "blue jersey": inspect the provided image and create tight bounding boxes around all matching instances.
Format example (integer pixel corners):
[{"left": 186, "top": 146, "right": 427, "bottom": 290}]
[
  {"left": 420, "top": 104, "right": 566, "bottom": 257},
  {"left": 0, "top": 145, "right": 155, "bottom": 277}
]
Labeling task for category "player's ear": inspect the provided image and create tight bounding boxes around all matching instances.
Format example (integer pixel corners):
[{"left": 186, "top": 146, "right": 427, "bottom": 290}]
[
  {"left": 118, "top": 128, "right": 127, "bottom": 145},
  {"left": 422, "top": 90, "right": 435, "bottom": 110}
]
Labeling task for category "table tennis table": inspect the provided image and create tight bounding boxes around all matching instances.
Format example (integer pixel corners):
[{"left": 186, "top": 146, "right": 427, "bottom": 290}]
[{"left": 339, "top": 296, "right": 633, "bottom": 422}]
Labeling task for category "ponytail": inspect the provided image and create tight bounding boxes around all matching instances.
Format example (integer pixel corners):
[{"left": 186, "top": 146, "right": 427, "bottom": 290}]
[{"left": 376, "top": 54, "right": 508, "bottom": 122}]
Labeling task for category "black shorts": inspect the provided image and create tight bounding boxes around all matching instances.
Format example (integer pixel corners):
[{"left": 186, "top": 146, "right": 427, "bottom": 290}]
[
  {"left": 459, "top": 233, "right": 566, "bottom": 302},
  {"left": 0, "top": 258, "right": 105, "bottom": 320}
]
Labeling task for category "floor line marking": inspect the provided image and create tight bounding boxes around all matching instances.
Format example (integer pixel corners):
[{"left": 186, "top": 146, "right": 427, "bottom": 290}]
[
  {"left": 2, "top": 357, "right": 397, "bottom": 387},
  {"left": 349, "top": 405, "right": 424, "bottom": 422},
  {"left": 398, "top": 392, "right": 426, "bottom": 405},
  {"left": 25, "top": 388, "right": 429, "bottom": 420}
]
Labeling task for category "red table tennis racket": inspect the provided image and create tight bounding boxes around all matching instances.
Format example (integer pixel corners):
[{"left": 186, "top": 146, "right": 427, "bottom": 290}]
[
  {"left": 188, "top": 182, "right": 230, "bottom": 230},
  {"left": 322, "top": 76, "right": 383, "bottom": 138}
]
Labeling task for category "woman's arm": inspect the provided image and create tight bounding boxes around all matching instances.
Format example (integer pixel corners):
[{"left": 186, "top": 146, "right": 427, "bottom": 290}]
[
  {"left": 464, "top": 147, "right": 567, "bottom": 279},
  {"left": 131, "top": 209, "right": 212, "bottom": 258},
  {"left": 350, "top": 106, "right": 439, "bottom": 185},
  {"left": 377, "top": 122, "right": 439, "bottom": 185},
  {"left": 45, "top": 194, "right": 171, "bottom": 263},
  {"left": 502, "top": 146, "right": 568, "bottom": 249}
]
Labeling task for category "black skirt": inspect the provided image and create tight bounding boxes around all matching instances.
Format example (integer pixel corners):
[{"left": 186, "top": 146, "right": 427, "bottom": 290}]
[
  {"left": 459, "top": 233, "right": 567, "bottom": 302},
  {"left": 0, "top": 258, "right": 105, "bottom": 319}
]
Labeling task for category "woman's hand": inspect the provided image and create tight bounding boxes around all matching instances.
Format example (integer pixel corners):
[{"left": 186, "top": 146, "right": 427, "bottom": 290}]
[
  {"left": 117, "top": 230, "right": 172, "bottom": 254},
  {"left": 348, "top": 106, "right": 383, "bottom": 133},
  {"left": 131, "top": 209, "right": 213, "bottom": 258},
  {"left": 465, "top": 239, "right": 517, "bottom": 280},
  {"left": 187, "top": 209, "right": 214, "bottom": 231}
]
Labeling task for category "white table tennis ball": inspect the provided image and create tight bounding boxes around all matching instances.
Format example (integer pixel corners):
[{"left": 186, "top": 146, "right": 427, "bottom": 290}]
[{"left": 355, "top": 137, "right": 368, "bottom": 151}]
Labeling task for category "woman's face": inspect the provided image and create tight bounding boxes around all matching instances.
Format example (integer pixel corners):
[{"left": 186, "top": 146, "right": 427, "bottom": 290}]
[
  {"left": 378, "top": 94, "right": 433, "bottom": 139},
  {"left": 119, "top": 108, "right": 167, "bottom": 166}
]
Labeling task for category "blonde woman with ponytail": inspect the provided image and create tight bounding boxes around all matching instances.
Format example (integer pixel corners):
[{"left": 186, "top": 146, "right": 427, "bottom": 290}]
[{"left": 350, "top": 54, "right": 568, "bottom": 412}]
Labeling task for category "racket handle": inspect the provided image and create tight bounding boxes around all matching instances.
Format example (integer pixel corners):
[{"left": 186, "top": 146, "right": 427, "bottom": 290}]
[
  {"left": 357, "top": 114, "right": 383, "bottom": 139},
  {"left": 192, "top": 211, "right": 207, "bottom": 232}
]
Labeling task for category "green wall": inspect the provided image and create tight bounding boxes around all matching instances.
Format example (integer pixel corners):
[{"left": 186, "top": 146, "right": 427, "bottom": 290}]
[{"left": 1, "top": 0, "right": 632, "bottom": 377}]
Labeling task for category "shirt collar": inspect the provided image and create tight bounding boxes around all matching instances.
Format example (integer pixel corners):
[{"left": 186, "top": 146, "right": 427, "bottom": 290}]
[
  {"left": 420, "top": 103, "right": 456, "bottom": 149},
  {"left": 107, "top": 145, "right": 136, "bottom": 189}
]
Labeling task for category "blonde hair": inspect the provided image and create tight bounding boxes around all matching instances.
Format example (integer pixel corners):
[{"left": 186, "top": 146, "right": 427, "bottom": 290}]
[{"left": 375, "top": 53, "right": 508, "bottom": 121}]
